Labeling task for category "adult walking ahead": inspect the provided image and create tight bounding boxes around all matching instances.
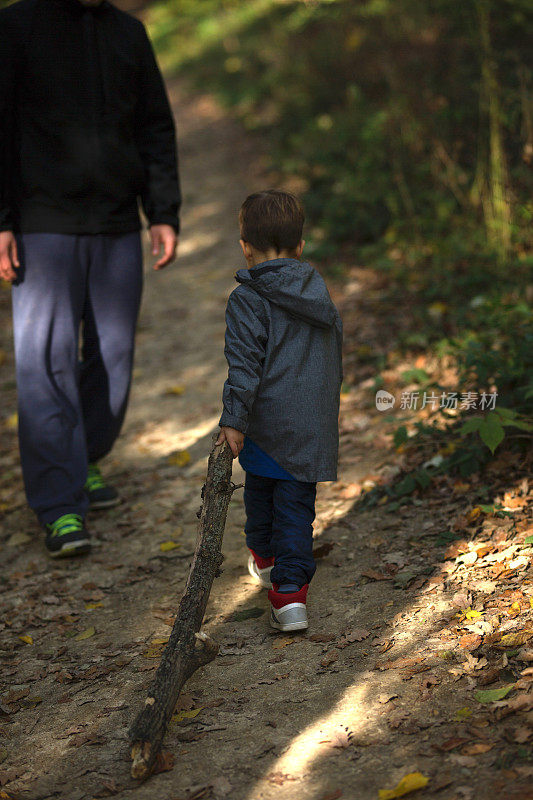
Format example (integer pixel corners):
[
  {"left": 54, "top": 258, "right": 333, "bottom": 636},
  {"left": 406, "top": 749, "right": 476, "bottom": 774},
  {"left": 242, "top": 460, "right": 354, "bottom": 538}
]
[{"left": 0, "top": 0, "right": 181, "bottom": 556}]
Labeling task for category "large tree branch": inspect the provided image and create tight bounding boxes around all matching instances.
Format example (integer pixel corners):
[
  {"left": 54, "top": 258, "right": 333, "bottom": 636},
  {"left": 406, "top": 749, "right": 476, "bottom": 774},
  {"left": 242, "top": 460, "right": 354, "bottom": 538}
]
[{"left": 129, "top": 436, "right": 234, "bottom": 780}]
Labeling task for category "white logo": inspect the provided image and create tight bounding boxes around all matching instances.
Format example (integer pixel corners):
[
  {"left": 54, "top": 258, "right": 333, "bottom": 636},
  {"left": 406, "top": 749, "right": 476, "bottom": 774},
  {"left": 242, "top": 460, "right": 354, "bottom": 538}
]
[{"left": 375, "top": 390, "right": 395, "bottom": 411}]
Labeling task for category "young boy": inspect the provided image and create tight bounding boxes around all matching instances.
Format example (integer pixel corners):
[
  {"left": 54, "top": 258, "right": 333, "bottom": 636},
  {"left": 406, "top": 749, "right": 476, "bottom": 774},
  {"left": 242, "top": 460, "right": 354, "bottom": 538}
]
[{"left": 217, "top": 190, "right": 343, "bottom": 632}]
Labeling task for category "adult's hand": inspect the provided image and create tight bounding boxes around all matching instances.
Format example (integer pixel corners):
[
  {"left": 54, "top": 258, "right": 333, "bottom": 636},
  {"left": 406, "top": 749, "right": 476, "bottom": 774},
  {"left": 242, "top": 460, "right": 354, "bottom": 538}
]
[
  {"left": 149, "top": 224, "right": 178, "bottom": 270},
  {"left": 0, "top": 231, "right": 19, "bottom": 282}
]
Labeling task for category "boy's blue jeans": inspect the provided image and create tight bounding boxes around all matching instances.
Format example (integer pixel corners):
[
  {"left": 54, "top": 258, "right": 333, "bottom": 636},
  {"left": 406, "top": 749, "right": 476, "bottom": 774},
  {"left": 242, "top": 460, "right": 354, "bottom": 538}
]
[{"left": 244, "top": 472, "right": 317, "bottom": 587}]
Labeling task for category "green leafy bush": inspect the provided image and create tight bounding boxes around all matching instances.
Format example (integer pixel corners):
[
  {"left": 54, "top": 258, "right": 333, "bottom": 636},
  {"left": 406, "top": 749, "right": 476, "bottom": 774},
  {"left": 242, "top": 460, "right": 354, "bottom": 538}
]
[{"left": 147, "top": 0, "right": 532, "bottom": 470}]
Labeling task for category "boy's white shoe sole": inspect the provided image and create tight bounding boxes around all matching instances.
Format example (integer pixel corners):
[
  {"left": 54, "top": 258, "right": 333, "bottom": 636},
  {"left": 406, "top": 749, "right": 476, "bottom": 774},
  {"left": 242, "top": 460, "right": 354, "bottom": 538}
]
[
  {"left": 247, "top": 554, "right": 273, "bottom": 589},
  {"left": 270, "top": 602, "right": 308, "bottom": 632}
]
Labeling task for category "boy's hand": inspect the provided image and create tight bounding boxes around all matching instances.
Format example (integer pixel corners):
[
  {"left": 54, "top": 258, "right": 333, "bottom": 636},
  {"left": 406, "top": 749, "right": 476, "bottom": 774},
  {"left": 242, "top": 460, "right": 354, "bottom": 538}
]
[{"left": 216, "top": 427, "right": 244, "bottom": 458}]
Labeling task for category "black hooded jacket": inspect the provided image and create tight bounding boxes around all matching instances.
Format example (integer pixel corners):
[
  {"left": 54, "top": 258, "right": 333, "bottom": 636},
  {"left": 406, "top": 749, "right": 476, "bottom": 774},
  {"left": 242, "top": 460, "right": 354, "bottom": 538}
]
[{"left": 0, "top": 0, "right": 181, "bottom": 234}]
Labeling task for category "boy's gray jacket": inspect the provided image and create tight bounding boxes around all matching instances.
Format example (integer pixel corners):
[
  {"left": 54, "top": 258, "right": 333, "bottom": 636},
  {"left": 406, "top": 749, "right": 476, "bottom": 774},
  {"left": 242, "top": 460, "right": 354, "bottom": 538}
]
[{"left": 219, "top": 258, "right": 343, "bottom": 482}]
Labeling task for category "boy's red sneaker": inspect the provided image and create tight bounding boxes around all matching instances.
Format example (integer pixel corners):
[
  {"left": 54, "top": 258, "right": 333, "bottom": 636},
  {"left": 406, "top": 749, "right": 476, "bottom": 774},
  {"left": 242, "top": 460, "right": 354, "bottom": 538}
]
[
  {"left": 268, "top": 584, "right": 309, "bottom": 631},
  {"left": 247, "top": 549, "right": 274, "bottom": 589}
]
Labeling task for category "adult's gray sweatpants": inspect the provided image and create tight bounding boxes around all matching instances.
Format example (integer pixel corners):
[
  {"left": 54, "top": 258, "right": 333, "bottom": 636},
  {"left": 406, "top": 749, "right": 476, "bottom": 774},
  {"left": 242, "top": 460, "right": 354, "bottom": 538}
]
[{"left": 12, "top": 232, "right": 143, "bottom": 525}]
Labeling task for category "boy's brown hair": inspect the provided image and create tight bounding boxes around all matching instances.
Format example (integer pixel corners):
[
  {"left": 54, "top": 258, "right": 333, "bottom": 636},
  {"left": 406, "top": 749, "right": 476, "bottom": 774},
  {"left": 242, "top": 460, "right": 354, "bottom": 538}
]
[{"left": 239, "top": 189, "right": 305, "bottom": 254}]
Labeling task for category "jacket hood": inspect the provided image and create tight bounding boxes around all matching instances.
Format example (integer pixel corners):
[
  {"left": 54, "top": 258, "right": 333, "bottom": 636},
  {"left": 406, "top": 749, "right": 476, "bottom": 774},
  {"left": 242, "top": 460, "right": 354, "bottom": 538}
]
[{"left": 235, "top": 258, "right": 337, "bottom": 329}]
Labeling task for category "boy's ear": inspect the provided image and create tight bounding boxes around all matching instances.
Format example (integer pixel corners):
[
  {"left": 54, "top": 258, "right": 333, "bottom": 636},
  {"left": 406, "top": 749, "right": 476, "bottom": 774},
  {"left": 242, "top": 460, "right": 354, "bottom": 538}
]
[
  {"left": 296, "top": 239, "right": 305, "bottom": 258},
  {"left": 239, "top": 239, "right": 253, "bottom": 260}
]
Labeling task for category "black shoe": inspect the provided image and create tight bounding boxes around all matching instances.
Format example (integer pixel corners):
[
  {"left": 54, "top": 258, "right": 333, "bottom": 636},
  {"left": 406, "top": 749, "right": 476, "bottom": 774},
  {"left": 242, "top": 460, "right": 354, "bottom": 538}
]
[
  {"left": 44, "top": 514, "right": 91, "bottom": 558},
  {"left": 85, "top": 463, "right": 121, "bottom": 510}
]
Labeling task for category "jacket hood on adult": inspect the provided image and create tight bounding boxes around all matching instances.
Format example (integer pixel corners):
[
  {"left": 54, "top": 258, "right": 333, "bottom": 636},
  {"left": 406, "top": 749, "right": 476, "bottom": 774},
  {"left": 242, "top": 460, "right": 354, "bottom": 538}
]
[{"left": 235, "top": 258, "right": 338, "bottom": 330}]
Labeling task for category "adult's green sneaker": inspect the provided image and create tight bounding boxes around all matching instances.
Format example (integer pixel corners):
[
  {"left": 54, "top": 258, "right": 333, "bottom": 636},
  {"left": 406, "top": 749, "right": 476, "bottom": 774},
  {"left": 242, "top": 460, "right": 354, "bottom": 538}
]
[
  {"left": 45, "top": 514, "right": 91, "bottom": 558},
  {"left": 85, "top": 463, "right": 120, "bottom": 510}
]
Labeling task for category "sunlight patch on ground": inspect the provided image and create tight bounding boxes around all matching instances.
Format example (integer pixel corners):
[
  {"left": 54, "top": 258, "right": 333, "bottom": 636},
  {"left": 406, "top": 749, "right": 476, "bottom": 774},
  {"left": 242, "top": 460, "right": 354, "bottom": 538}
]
[
  {"left": 247, "top": 680, "right": 370, "bottom": 798},
  {"left": 203, "top": 573, "right": 264, "bottom": 631},
  {"left": 177, "top": 229, "right": 221, "bottom": 258},
  {"left": 122, "top": 414, "right": 221, "bottom": 458}
]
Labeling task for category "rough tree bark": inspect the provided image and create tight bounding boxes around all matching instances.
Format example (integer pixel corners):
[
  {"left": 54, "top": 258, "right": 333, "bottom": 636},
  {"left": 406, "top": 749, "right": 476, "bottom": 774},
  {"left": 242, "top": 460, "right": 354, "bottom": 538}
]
[{"left": 129, "top": 436, "right": 234, "bottom": 780}]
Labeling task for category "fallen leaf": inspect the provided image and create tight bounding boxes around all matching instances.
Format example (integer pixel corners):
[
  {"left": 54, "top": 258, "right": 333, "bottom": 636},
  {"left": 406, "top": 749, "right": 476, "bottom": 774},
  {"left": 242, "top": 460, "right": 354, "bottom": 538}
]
[
  {"left": 321, "top": 791, "right": 343, "bottom": 800},
  {"left": 142, "top": 649, "right": 161, "bottom": 659},
  {"left": 85, "top": 602, "right": 104, "bottom": 610},
  {"left": 313, "top": 541, "right": 335, "bottom": 559},
  {"left": 68, "top": 732, "right": 106, "bottom": 747},
  {"left": 497, "top": 692, "right": 533, "bottom": 715},
  {"left": 458, "top": 550, "right": 478, "bottom": 566},
  {"left": 459, "top": 634, "right": 483, "bottom": 651},
  {"left": 452, "top": 591, "right": 472, "bottom": 608},
  {"left": 458, "top": 608, "right": 483, "bottom": 620},
  {"left": 273, "top": 637, "right": 294, "bottom": 649},
  {"left": 321, "top": 652, "right": 339, "bottom": 668},
  {"left": 378, "top": 771, "right": 429, "bottom": 799},
  {"left": 167, "top": 450, "right": 191, "bottom": 467},
  {"left": 437, "top": 737, "right": 470, "bottom": 751},
  {"left": 164, "top": 385, "right": 185, "bottom": 396},
  {"left": 19, "top": 696, "right": 42, "bottom": 708},
  {"left": 362, "top": 568, "right": 390, "bottom": 581},
  {"left": 172, "top": 707, "right": 203, "bottom": 724},
  {"left": 74, "top": 627, "right": 96, "bottom": 641},
  {"left": 4, "top": 689, "right": 30, "bottom": 704},
  {"left": 376, "top": 656, "right": 425, "bottom": 671},
  {"left": 266, "top": 772, "right": 297, "bottom": 785},
  {"left": 387, "top": 711, "right": 410, "bottom": 729},
  {"left": 461, "top": 741, "right": 494, "bottom": 755},
  {"left": 476, "top": 667, "right": 501, "bottom": 686},
  {"left": 393, "top": 569, "right": 418, "bottom": 589},
  {"left": 4, "top": 413, "right": 18, "bottom": 430},
  {"left": 142, "top": 636, "right": 169, "bottom": 658},
  {"left": 160, "top": 541, "right": 181, "bottom": 552},
  {"left": 378, "top": 693, "right": 399, "bottom": 704},
  {"left": 95, "top": 778, "right": 123, "bottom": 797},
  {"left": 475, "top": 685, "right": 515, "bottom": 703},
  {"left": 494, "top": 629, "right": 533, "bottom": 649},
  {"left": 18, "top": 635, "right": 33, "bottom": 645},
  {"left": 309, "top": 633, "right": 336, "bottom": 643},
  {"left": 336, "top": 628, "right": 371, "bottom": 648},
  {"left": 344, "top": 628, "right": 371, "bottom": 642}
]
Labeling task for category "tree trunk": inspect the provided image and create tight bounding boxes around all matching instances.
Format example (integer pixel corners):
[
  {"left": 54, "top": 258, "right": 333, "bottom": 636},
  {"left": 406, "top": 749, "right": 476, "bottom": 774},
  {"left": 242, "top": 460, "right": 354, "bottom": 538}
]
[{"left": 129, "top": 436, "right": 234, "bottom": 780}]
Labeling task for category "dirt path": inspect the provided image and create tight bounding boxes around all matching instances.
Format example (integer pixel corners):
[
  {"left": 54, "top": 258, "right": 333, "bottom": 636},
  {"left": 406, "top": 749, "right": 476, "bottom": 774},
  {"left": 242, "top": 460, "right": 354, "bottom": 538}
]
[{"left": 1, "top": 81, "right": 532, "bottom": 800}]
